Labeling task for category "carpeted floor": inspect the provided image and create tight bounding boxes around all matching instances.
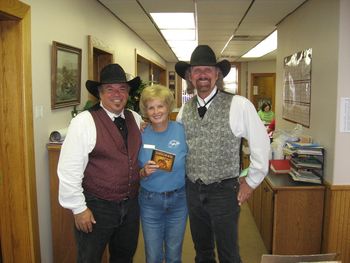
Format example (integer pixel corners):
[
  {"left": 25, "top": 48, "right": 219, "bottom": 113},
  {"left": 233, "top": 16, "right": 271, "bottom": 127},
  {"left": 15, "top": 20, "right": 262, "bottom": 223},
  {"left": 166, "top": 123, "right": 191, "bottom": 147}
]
[{"left": 134, "top": 203, "right": 267, "bottom": 262}]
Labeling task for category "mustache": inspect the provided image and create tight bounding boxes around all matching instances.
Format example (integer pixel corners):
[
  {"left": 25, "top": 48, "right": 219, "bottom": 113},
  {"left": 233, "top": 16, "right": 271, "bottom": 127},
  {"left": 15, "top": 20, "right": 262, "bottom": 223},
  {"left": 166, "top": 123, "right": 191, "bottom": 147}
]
[{"left": 197, "top": 77, "right": 210, "bottom": 81}]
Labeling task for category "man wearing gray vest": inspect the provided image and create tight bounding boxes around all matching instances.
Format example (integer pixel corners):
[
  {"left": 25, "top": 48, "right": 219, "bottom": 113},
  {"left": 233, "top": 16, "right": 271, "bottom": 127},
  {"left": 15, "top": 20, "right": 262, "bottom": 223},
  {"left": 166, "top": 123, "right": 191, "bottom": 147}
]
[
  {"left": 175, "top": 45, "right": 270, "bottom": 263},
  {"left": 58, "top": 64, "right": 143, "bottom": 262}
]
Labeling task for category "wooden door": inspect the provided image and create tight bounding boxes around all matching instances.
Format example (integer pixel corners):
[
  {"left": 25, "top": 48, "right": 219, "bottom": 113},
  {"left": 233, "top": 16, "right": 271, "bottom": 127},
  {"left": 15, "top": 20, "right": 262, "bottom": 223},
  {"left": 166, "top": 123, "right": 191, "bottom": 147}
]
[
  {"left": 250, "top": 73, "right": 276, "bottom": 111},
  {"left": 0, "top": 1, "right": 41, "bottom": 262}
]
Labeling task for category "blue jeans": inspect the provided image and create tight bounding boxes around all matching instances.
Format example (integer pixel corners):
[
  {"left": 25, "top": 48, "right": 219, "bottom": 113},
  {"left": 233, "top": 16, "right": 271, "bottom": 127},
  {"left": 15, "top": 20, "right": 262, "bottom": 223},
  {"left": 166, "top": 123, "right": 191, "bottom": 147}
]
[
  {"left": 75, "top": 192, "right": 140, "bottom": 263},
  {"left": 139, "top": 186, "right": 188, "bottom": 263},
  {"left": 186, "top": 178, "right": 241, "bottom": 263}
]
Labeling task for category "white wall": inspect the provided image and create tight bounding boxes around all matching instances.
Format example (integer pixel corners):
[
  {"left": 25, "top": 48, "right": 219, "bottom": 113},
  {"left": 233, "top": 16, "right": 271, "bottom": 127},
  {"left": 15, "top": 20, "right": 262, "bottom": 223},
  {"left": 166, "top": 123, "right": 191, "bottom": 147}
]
[
  {"left": 22, "top": 0, "right": 166, "bottom": 262},
  {"left": 276, "top": 0, "right": 342, "bottom": 184}
]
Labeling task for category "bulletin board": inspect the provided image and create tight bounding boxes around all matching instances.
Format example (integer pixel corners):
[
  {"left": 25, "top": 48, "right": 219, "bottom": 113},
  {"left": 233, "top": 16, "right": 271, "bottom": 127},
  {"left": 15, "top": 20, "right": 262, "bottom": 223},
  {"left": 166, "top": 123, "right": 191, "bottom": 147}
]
[{"left": 282, "top": 48, "right": 312, "bottom": 127}]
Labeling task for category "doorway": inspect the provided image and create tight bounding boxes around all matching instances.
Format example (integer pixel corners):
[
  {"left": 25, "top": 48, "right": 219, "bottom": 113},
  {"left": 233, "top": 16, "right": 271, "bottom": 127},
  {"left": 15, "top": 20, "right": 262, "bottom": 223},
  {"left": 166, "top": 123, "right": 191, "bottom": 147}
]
[
  {"left": 136, "top": 53, "right": 166, "bottom": 85},
  {"left": 87, "top": 35, "right": 114, "bottom": 102},
  {"left": 250, "top": 73, "right": 276, "bottom": 111}
]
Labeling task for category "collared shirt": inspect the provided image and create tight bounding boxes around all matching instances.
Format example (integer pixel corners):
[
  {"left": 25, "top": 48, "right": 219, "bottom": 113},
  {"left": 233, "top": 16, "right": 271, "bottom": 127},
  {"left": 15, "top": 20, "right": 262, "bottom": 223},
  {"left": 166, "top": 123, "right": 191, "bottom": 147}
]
[
  {"left": 196, "top": 87, "right": 217, "bottom": 108},
  {"left": 57, "top": 103, "right": 142, "bottom": 214},
  {"left": 177, "top": 88, "right": 270, "bottom": 189}
]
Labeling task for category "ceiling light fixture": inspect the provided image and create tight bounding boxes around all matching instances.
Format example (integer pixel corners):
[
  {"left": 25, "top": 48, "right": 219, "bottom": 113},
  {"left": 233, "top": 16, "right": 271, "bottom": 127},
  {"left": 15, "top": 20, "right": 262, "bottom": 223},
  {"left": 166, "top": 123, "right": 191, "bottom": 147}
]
[
  {"left": 151, "top": 12, "right": 197, "bottom": 61},
  {"left": 242, "top": 30, "right": 277, "bottom": 58}
]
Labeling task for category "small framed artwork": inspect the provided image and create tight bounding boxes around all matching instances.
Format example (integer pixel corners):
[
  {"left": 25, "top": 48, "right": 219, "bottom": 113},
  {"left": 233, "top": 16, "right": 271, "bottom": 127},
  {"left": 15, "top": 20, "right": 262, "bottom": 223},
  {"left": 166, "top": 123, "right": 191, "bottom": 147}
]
[
  {"left": 51, "top": 41, "right": 82, "bottom": 109},
  {"left": 169, "top": 71, "right": 176, "bottom": 90},
  {"left": 169, "top": 71, "right": 175, "bottom": 81}
]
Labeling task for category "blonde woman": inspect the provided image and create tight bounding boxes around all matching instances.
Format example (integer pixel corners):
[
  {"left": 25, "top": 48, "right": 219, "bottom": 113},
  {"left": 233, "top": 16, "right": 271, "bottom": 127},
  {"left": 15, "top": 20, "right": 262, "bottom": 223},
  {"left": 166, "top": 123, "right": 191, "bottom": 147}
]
[{"left": 138, "top": 85, "right": 188, "bottom": 263}]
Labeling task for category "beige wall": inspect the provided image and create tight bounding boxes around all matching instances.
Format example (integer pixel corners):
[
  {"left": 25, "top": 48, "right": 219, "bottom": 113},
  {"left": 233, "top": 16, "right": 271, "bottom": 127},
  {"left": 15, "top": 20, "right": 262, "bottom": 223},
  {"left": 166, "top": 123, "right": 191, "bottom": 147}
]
[
  {"left": 334, "top": 0, "right": 350, "bottom": 184},
  {"left": 22, "top": 0, "right": 166, "bottom": 262},
  {"left": 240, "top": 60, "right": 276, "bottom": 98},
  {"left": 276, "top": 0, "right": 347, "bottom": 184}
]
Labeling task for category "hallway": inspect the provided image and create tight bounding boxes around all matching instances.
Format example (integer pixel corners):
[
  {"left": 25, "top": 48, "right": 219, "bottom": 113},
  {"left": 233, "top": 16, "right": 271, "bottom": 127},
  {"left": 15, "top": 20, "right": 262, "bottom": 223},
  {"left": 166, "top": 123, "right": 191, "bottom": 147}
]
[{"left": 134, "top": 203, "right": 267, "bottom": 262}]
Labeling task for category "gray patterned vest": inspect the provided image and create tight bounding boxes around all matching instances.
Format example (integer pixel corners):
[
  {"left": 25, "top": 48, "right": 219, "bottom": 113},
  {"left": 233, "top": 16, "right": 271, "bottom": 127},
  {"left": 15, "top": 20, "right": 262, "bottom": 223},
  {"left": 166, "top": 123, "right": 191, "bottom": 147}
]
[{"left": 182, "top": 91, "right": 241, "bottom": 184}]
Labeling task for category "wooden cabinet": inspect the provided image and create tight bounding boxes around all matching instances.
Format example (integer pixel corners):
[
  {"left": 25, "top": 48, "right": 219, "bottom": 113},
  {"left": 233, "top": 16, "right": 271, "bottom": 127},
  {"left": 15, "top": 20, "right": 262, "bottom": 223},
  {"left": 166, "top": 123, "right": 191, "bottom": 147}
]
[
  {"left": 249, "top": 173, "right": 325, "bottom": 255},
  {"left": 260, "top": 180, "right": 274, "bottom": 253},
  {"left": 47, "top": 144, "right": 108, "bottom": 263},
  {"left": 48, "top": 144, "right": 76, "bottom": 263}
]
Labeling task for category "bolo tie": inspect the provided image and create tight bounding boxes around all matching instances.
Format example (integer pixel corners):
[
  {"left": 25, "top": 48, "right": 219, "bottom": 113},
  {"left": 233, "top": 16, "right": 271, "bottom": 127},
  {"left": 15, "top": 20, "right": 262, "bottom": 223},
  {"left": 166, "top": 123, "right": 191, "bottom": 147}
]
[{"left": 197, "top": 89, "right": 218, "bottom": 118}]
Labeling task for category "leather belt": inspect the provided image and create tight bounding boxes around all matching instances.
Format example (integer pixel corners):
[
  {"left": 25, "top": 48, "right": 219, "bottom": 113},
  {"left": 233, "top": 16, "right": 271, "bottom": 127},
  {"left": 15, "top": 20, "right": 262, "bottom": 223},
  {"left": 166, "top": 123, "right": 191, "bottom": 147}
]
[{"left": 194, "top": 177, "right": 238, "bottom": 185}]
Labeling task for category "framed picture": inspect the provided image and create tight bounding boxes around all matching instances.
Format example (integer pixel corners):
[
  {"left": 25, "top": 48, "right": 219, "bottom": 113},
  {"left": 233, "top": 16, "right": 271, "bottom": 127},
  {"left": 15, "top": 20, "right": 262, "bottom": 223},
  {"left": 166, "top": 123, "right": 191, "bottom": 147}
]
[
  {"left": 168, "top": 71, "right": 176, "bottom": 90},
  {"left": 51, "top": 41, "right": 82, "bottom": 109}
]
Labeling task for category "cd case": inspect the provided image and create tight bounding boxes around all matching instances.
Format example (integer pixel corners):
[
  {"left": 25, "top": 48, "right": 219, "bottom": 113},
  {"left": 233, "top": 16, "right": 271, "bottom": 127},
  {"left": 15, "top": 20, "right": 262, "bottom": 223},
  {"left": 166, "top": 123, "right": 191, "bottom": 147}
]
[{"left": 151, "top": 149, "right": 176, "bottom": 172}]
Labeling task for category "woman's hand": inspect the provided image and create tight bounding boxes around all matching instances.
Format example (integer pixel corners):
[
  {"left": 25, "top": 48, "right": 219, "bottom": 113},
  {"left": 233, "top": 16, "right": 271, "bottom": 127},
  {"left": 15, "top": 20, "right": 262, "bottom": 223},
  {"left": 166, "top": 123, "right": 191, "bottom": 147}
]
[{"left": 140, "top": 160, "right": 159, "bottom": 178}]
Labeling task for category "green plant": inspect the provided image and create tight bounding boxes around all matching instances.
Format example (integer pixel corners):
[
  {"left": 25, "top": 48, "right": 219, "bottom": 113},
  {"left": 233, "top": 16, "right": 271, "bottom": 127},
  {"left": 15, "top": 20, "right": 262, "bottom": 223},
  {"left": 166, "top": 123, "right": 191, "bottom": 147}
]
[
  {"left": 127, "top": 80, "right": 148, "bottom": 113},
  {"left": 71, "top": 100, "right": 96, "bottom": 118}
]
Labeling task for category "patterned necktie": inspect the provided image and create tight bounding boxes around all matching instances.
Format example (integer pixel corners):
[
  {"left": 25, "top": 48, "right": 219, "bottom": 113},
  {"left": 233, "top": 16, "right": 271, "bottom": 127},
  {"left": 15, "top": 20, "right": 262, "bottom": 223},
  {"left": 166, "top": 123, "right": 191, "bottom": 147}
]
[{"left": 114, "top": 116, "right": 128, "bottom": 145}]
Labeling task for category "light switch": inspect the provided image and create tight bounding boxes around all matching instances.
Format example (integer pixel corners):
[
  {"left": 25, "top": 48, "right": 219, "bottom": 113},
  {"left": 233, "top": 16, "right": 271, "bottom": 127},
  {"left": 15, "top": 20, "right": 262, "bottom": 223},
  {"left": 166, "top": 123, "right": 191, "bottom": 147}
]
[{"left": 35, "top": 105, "right": 44, "bottom": 119}]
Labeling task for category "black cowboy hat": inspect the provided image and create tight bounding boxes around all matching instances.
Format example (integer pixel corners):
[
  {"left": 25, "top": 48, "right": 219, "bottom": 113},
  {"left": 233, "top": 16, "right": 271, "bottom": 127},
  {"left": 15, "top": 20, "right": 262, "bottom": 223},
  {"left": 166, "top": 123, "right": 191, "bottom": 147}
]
[
  {"left": 175, "top": 45, "right": 231, "bottom": 79},
  {"left": 86, "top": 63, "right": 141, "bottom": 98}
]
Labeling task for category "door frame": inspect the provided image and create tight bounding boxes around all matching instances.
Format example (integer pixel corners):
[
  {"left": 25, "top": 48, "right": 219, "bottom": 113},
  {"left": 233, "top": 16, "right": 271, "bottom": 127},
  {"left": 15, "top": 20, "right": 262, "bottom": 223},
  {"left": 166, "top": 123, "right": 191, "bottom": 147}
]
[
  {"left": 0, "top": 1, "right": 41, "bottom": 262},
  {"left": 249, "top": 73, "right": 276, "bottom": 111}
]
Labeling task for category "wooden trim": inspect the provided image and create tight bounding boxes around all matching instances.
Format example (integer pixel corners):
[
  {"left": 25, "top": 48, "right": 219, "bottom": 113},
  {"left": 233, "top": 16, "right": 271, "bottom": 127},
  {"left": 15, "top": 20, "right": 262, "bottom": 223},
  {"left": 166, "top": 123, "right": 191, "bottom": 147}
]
[
  {"left": 322, "top": 185, "right": 350, "bottom": 263},
  {"left": 0, "top": 1, "right": 41, "bottom": 262},
  {"left": 87, "top": 35, "right": 114, "bottom": 80},
  {"left": 249, "top": 72, "right": 276, "bottom": 111},
  {"left": 0, "top": 1, "right": 29, "bottom": 19},
  {"left": 135, "top": 50, "right": 166, "bottom": 71},
  {"left": 87, "top": 35, "right": 114, "bottom": 103}
]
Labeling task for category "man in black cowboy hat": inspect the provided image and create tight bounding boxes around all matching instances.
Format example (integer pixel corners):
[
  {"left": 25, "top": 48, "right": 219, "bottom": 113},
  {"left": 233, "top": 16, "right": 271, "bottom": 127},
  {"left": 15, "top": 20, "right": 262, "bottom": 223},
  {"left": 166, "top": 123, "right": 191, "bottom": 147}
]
[
  {"left": 176, "top": 45, "right": 270, "bottom": 263},
  {"left": 58, "top": 63, "right": 143, "bottom": 262}
]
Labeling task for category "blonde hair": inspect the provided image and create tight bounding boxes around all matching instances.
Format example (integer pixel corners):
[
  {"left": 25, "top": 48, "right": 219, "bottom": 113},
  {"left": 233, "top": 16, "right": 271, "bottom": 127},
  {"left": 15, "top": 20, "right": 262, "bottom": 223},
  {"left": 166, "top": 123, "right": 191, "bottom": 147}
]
[{"left": 139, "top": 84, "right": 175, "bottom": 117}]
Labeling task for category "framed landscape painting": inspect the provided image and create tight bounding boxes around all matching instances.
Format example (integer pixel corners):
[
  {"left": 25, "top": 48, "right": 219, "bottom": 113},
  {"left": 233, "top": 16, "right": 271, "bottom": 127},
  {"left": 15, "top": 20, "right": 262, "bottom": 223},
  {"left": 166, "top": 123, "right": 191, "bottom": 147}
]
[{"left": 51, "top": 41, "right": 82, "bottom": 109}]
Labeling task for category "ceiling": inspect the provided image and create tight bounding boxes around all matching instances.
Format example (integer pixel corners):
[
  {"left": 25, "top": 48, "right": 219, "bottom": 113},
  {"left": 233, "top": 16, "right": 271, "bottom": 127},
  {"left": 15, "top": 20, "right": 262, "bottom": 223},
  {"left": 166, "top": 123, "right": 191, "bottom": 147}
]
[{"left": 97, "top": 0, "right": 308, "bottom": 63}]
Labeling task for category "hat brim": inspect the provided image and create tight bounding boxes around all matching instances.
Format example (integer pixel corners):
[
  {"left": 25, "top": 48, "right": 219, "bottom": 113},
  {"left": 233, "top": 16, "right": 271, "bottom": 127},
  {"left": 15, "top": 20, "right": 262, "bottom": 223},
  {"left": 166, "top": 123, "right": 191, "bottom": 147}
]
[
  {"left": 86, "top": 76, "right": 141, "bottom": 98},
  {"left": 175, "top": 59, "right": 231, "bottom": 79}
]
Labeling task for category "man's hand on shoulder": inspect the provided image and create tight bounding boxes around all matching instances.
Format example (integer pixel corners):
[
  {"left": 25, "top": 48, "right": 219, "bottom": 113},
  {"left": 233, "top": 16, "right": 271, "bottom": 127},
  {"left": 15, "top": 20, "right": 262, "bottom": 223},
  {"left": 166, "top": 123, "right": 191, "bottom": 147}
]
[
  {"left": 237, "top": 177, "right": 254, "bottom": 206},
  {"left": 140, "top": 120, "right": 149, "bottom": 132},
  {"left": 74, "top": 208, "right": 96, "bottom": 233}
]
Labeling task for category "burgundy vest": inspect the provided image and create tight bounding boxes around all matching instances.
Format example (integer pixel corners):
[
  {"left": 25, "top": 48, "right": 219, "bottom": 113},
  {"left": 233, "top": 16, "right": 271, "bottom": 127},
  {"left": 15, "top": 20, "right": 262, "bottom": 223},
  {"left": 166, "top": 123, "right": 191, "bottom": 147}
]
[{"left": 82, "top": 107, "right": 141, "bottom": 201}]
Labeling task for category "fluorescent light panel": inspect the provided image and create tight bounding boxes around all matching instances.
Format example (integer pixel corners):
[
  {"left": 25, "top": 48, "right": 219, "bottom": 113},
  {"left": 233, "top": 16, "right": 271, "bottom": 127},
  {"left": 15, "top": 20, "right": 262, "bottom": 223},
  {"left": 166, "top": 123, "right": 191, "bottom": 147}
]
[
  {"left": 161, "top": 29, "right": 196, "bottom": 41},
  {"left": 243, "top": 30, "right": 277, "bottom": 58},
  {"left": 150, "top": 13, "right": 195, "bottom": 29},
  {"left": 151, "top": 12, "right": 197, "bottom": 61}
]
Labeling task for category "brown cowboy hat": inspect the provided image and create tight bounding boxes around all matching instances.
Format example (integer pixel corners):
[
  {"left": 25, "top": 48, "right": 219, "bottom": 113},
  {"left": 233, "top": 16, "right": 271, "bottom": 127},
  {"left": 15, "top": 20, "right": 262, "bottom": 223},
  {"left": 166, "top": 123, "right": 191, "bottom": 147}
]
[
  {"left": 175, "top": 45, "right": 231, "bottom": 79},
  {"left": 86, "top": 63, "right": 141, "bottom": 98}
]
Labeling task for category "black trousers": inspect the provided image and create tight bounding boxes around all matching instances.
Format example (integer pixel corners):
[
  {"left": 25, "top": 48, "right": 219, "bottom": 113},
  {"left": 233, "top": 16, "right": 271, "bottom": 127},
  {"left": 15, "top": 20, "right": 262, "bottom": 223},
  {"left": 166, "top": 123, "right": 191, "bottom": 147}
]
[
  {"left": 75, "top": 193, "right": 140, "bottom": 263},
  {"left": 186, "top": 178, "right": 241, "bottom": 263}
]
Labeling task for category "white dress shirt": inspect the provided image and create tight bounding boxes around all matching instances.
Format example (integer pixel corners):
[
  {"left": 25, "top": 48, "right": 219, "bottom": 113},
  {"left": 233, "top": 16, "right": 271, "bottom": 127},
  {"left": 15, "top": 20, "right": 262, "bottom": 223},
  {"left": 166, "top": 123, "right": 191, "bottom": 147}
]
[
  {"left": 57, "top": 103, "right": 142, "bottom": 214},
  {"left": 176, "top": 88, "right": 270, "bottom": 189}
]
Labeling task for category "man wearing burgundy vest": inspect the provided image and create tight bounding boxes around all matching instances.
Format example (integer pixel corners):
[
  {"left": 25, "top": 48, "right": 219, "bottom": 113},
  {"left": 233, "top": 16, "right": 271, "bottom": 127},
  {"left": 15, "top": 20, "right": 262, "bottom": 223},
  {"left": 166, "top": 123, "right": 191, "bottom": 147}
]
[{"left": 58, "top": 64, "right": 143, "bottom": 263}]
